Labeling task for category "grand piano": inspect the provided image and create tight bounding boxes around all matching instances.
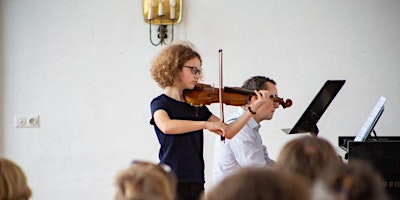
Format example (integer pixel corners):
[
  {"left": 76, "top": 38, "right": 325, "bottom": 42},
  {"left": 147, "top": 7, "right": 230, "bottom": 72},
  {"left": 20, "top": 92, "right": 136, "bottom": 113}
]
[
  {"left": 282, "top": 80, "right": 399, "bottom": 199},
  {"left": 339, "top": 136, "right": 400, "bottom": 199},
  {"left": 338, "top": 96, "right": 400, "bottom": 199}
]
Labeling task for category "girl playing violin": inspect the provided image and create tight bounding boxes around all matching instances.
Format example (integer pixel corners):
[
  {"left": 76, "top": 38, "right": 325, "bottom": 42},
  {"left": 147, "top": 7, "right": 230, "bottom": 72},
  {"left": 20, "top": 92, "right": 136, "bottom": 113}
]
[{"left": 149, "top": 41, "right": 269, "bottom": 200}]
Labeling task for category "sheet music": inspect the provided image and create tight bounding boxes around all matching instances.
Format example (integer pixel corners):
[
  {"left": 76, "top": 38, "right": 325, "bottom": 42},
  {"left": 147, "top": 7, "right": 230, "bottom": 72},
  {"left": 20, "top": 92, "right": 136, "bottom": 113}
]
[{"left": 354, "top": 96, "right": 386, "bottom": 142}]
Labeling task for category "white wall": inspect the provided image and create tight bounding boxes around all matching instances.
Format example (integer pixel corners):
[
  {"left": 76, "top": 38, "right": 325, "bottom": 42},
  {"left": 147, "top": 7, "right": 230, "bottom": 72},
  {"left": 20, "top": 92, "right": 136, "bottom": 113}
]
[{"left": 1, "top": 0, "right": 399, "bottom": 199}]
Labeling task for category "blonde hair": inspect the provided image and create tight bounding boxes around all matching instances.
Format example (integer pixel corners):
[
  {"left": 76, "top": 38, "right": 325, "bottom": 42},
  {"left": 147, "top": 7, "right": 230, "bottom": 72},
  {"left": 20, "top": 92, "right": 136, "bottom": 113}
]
[
  {"left": 0, "top": 158, "right": 32, "bottom": 200},
  {"left": 275, "top": 135, "right": 342, "bottom": 182},
  {"left": 150, "top": 41, "right": 202, "bottom": 88},
  {"left": 114, "top": 161, "right": 177, "bottom": 200}
]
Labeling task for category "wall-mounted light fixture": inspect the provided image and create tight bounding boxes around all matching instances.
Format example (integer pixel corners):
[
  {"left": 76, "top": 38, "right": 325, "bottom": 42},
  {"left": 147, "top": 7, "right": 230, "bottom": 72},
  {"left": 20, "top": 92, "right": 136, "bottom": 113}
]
[{"left": 142, "top": 0, "right": 182, "bottom": 46}]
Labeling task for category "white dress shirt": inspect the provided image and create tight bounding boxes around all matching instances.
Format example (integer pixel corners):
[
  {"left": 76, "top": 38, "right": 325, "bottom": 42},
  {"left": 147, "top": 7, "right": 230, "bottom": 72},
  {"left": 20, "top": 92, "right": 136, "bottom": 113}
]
[{"left": 212, "top": 107, "right": 275, "bottom": 184}]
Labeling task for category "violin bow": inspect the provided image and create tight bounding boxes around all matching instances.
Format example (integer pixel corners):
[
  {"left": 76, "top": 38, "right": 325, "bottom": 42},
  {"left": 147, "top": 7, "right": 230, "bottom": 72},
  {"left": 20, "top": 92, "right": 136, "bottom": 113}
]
[{"left": 219, "top": 49, "right": 225, "bottom": 141}]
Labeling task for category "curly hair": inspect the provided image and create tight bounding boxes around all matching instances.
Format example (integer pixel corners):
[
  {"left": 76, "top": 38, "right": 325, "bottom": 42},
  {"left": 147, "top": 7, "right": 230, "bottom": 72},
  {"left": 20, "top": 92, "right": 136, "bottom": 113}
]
[{"left": 150, "top": 41, "right": 202, "bottom": 89}]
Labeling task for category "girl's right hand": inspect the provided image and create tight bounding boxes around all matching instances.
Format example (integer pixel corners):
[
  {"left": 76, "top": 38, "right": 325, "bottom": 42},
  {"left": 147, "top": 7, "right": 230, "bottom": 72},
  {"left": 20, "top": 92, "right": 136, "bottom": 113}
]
[{"left": 205, "top": 121, "right": 228, "bottom": 137}]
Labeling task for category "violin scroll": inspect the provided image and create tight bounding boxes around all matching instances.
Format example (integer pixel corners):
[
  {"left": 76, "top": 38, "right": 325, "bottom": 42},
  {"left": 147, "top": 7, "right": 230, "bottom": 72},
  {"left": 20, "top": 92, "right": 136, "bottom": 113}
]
[{"left": 272, "top": 96, "right": 292, "bottom": 109}]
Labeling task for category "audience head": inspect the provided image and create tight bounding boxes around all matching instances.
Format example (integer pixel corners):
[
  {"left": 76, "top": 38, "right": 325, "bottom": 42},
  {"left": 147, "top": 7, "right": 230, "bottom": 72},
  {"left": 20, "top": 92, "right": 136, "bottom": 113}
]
[
  {"left": 204, "top": 167, "right": 310, "bottom": 200},
  {"left": 312, "top": 160, "right": 390, "bottom": 200},
  {"left": 114, "top": 160, "right": 177, "bottom": 200},
  {"left": 0, "top": 157, "right": 32, "bottom": 200},
  {"left": 275, "top": 135, "right": 342, "bottom": 182}
]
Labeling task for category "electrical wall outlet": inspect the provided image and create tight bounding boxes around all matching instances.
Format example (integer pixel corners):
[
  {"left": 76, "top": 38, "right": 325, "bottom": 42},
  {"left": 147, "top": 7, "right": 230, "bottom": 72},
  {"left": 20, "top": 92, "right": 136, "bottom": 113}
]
[{"left": 14, "top": 115, "right": 40, "bottom": 128}]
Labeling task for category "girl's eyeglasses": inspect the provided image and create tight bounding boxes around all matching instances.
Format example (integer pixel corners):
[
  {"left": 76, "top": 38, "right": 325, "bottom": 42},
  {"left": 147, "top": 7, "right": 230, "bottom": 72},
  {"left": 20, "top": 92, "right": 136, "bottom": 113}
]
[{"left": 183, "top": 66, "right": 202, "bottom": 75}]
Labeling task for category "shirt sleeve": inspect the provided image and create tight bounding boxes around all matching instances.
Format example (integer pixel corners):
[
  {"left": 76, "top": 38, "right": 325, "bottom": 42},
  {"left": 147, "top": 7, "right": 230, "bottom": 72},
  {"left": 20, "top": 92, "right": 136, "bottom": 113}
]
[
  {"left": 151, "top": 98, "right": 166, "bottom": 116},
  {"left": 228, "top": 126, "right": 267, "bottom": 168},
  {"left": 263, "top": 145, "right": 276, "bottom": 167}
]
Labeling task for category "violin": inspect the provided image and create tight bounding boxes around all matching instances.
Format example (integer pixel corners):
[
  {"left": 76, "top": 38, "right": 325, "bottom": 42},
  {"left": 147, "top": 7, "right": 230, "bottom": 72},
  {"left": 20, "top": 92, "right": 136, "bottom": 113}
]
[
  {"left": 194, "top": 49, "right": 292, "bottom": 141},
  {"left": 183, "top": 83, "right": 293, "bottom": 108}
]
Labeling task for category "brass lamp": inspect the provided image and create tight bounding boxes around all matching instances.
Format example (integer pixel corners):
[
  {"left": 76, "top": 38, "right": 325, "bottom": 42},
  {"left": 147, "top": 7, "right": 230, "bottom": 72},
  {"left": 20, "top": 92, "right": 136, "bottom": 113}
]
[{"left": 142, "top": 0, "right": 182, "bottom": 46}]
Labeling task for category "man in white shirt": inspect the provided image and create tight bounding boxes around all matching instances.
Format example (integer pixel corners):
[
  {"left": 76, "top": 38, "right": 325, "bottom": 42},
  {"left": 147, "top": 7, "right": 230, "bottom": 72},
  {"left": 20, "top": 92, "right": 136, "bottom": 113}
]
[{"left": 212, "top": 76, "right": 279, "bottom": 184}]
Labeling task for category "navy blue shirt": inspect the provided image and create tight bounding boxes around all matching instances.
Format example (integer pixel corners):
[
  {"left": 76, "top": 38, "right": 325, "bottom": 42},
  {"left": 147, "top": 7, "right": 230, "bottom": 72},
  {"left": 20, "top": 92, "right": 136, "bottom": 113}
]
[{"left": 150, "top": 94, "right": 212, "bottom": 183}]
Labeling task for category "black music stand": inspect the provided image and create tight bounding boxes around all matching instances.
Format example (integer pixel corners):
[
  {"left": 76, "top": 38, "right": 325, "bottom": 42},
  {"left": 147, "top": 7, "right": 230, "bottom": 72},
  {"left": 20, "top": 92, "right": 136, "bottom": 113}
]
[{"left": 282, "top": 80, "right": 345, "bottom": 135}]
